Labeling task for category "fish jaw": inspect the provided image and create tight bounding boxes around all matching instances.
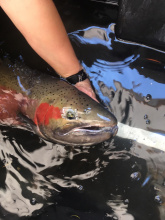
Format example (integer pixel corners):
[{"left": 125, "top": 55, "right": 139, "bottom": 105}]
[
  {"left": 55, "top": 124, "right": 118, "bottom": 146},
  {"left": 36, "top": 122, "right": 118, "bottom": 146}
]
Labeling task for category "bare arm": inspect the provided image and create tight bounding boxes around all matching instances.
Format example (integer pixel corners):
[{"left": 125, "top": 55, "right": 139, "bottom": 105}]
[
  {"left": 0, "top": 0, "right": 81, "bottom": 76},
  {"left": 0, "top": 0, "right": 97, "bottom": 100}
]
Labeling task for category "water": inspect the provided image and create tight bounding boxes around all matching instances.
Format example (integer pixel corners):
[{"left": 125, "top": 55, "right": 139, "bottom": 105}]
[
  {"left": 0, "top": 1, "right": 165, "bottom": 219},
  {"left": 0, "top": 127, "right": 164, "bottom": 219}
]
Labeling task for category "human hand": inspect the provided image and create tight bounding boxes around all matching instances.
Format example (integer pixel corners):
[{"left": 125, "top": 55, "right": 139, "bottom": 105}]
[{"left": 74, "top": 78, "right": 99, "bottom": 102}]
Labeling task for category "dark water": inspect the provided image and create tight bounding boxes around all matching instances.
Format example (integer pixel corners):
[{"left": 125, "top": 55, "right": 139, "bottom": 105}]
[{"left": 0, "top": 1, "right": 165, "bottom": 219}]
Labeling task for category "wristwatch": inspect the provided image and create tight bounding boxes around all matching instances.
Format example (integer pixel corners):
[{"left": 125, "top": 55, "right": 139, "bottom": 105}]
[{"left": 66, "top": 69, "right": 88, "bottom": 85}]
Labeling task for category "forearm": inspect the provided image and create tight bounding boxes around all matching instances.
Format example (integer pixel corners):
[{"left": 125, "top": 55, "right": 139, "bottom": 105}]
[{"left": 0, "top": 0, "right": 82, "bottom": 77}]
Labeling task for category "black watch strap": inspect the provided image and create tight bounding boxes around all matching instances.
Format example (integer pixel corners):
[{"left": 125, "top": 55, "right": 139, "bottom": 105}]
[{"left": 66, "top": 69, "right": 88, "bottom": 85}]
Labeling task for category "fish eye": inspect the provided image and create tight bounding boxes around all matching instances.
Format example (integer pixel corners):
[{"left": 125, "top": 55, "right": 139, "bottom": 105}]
[{"left": 66, "top": 110, "right": 76, "bottom": 120}]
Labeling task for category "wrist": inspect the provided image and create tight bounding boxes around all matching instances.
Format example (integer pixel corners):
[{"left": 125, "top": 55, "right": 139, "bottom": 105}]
[{"left": 65, "top": 69, "right": 88, "bottom": 85}]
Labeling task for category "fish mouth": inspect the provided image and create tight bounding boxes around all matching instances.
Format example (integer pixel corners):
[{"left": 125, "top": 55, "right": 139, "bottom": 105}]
[
  {"left": 68, "top": 125, "right": 118, "bottom": 136},
  {"left": 40, "top": 124, "right": 118, "bottom": 146}
]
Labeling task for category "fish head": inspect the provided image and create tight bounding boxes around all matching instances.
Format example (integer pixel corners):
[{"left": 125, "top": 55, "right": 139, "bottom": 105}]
[{"left": 34, "top": 82, "right": 118, "bottom": 146}]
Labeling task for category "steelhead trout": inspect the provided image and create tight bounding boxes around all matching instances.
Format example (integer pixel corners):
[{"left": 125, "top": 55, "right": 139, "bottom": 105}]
[{"left": 0, "top": 59, "right": 118, "bottom": 146}]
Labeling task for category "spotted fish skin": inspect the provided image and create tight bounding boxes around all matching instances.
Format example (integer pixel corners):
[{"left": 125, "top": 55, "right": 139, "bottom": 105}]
[{"left": 0, "top": 59, "right": 117, "bottom": 146}]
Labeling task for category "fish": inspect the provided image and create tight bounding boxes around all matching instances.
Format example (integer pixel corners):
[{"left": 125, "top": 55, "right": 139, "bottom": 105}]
[{"left": 0, "top": 58, "right": 118, "bottom": 146}]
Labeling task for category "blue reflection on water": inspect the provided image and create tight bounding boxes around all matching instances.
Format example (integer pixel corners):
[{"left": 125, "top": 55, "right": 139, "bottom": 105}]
[
  {"left": 84, "top": 60, "right": 165, "bottom": 99},
  {"left": 69, "top": 25, "right": 112, "bottom": 49},
  {"left": 70, "top": 24, "right": 165, "bottom": 99}
]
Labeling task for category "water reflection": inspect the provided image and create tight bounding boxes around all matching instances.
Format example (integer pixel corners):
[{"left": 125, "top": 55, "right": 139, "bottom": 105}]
[
  {"left": 0, "top": 124, "right": 164, "bottom": 219},
  {"left": 106, "top": 199, "right": 135, "bottom": 220}
]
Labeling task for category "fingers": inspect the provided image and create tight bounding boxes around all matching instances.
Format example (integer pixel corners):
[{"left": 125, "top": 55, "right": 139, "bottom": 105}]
[{"left": 74, "top": 79, "right": 99, "bottom": 102}]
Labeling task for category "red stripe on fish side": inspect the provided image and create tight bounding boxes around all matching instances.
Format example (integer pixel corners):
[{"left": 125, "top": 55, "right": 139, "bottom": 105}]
[
  {"left": 34, "top": 103, "right": 61, "bottom": 125},
  {"left": 45, "top": 106, "right": 61, "bottom": 125},
  {"left": 34, "top": 103, "right": 49, "bottom": 125}
]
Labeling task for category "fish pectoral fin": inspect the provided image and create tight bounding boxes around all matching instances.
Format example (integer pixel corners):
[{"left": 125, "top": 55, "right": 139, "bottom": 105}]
[
  {"left": 17, "top": 112, "right": 37, "bottom": 131},
  {"left": 17, "top": 113, "right": 49, "bottom": 141}
]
